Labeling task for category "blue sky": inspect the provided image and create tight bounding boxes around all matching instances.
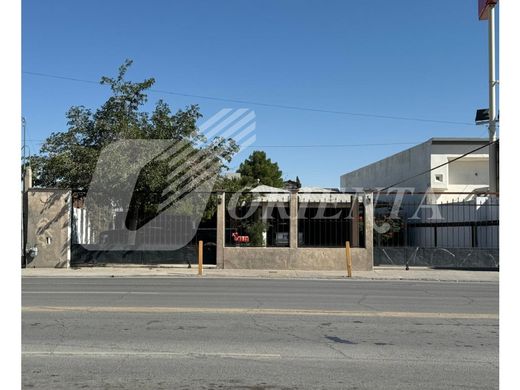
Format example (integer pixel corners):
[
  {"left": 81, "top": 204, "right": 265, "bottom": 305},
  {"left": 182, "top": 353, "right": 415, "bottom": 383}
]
[{"left": 22, "top": 0, "right": 494, "bottom": 187}]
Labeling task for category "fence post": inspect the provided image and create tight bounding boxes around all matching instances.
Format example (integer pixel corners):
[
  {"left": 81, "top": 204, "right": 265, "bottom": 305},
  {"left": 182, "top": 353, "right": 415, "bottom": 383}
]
[
  {"left": 345, "top": 241, "right": 353, "bottom": 278},
  {"left": 350, "top": 197, "right": 360, "bottom": 247},
  {"left": 289, "top": 189, "right": 299, "bottom": 249},
  {"left": 198, "top": 240, "right": 203, "bottom": 276},
  {"left": 216, "top": 191, "right": 225, "bottom": 269}
]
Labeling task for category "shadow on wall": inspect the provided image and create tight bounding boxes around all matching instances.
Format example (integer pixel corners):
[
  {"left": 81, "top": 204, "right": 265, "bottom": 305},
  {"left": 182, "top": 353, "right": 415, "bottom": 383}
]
[{"left": 24, "top": 189, "right": 71, "bottom": 268}]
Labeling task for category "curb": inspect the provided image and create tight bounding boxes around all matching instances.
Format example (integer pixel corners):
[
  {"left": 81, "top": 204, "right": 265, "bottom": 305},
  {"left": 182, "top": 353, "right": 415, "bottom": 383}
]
[{"left": 21, "top": 272, "right": 499, "bottom": 283}]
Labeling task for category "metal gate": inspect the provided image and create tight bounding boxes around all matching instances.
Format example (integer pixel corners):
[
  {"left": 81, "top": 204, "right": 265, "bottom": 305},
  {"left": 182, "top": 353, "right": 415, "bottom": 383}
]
[
  {"left": 373, "top": 194, "right": 499, "bottom": 269},
  {"left": 70, "top": 195, "right": 217, "bottom": 266}
]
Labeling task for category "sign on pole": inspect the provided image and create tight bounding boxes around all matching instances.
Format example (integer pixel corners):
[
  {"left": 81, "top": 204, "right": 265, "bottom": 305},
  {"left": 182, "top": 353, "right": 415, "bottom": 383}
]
[{"left": 479, "top": 0, "right": 497, "bottom": 20}]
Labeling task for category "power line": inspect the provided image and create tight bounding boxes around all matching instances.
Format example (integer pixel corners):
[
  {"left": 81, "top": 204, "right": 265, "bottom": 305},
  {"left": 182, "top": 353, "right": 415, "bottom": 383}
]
[
  {"left": 243, "top": 142, "right": 419, "bottom": 148},
  {"left": 23, "top": 71, "right": 476, "bottom": 127},
  {"left": 378, "top": 140, "right": 498, "bottom": 192},
  {"left": 24, "top": 138, "right": 420, "bottom": 148}
]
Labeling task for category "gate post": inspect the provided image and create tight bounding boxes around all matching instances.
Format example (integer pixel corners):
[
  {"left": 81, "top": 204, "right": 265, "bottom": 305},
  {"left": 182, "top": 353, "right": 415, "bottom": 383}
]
[
  {"left": 289, "top": 189, "right": 299, "bottom": 249},
  {"left": 216, "top": 191, "right": 225, "bottom": 269},
  {"left": 364, "top": 193, "right": 374, "bottom": 270},
  {"left": 350, "top": 197, "right": 360, "bottom": 247}
]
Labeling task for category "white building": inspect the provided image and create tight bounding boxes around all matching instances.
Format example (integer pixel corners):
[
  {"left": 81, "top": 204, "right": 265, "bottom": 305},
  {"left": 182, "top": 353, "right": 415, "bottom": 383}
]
[{"left": 340, "top": 138, "right": 491, "bottom": 203}]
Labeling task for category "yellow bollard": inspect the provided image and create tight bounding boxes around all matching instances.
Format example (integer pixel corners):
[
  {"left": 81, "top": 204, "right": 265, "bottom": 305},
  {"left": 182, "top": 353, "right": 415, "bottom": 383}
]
[
  {"left": 198, "top": 240, "right": 203, "bottom": 276},
  {"left": 345, "top": 241, "right": 353, "bottom": 278}
]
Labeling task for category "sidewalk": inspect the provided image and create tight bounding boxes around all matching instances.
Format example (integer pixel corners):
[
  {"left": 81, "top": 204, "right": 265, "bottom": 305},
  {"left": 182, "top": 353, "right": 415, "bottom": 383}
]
[{"left": 21, "top": 266, "right": 499, "bottom": 283}]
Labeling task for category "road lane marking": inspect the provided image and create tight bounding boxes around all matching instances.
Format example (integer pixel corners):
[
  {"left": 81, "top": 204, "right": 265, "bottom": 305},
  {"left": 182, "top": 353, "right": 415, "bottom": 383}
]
[
  {"left": 22, "top": 351, "right": 281, "bottom": 359},
  {"left": 21, "top": 306, "right": 498, "bottom": 319},
  {"left": 23, "top": 291, "right": 164, "bottom": 295},
  {"left": 21, "top": 351, "right": 497, "bottom": 365}
]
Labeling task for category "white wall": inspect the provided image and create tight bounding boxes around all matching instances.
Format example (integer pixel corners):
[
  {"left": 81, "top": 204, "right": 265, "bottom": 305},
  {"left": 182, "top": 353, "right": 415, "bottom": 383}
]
[
  {"left": 340, "top": 139, "right": 490, "bottom": 204},
  {"left": 431, "top": 154, "right": 489, "bottom": 203},
  {"left": 449, "top": 159, "right": 489, "bottom": 185}
]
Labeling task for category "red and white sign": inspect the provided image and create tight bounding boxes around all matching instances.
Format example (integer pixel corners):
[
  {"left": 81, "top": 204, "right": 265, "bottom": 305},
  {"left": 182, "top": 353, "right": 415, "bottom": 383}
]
[
  {"left": 479, "top": 0, "right": 497, "bottom": 20},
  {"left": 231, "top": 232, "right": 250, "bottom": 244}
]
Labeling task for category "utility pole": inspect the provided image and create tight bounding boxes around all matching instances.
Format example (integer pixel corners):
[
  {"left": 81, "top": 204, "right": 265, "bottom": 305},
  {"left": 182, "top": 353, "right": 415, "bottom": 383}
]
[
  {"left": 22, "top": 116, "right": 31, "bottom": 190},
  {"left": 22, "top": 116, "right": 28, "bottom": 268},
  {"left": 479, "top": 0, "right": 499, "bottom": 192},
  {"left": 22, "top": 116, "right": 26, "bottom": 183},
  {"left": 487, "top": 3, "right": 498, "bottom": 192}
]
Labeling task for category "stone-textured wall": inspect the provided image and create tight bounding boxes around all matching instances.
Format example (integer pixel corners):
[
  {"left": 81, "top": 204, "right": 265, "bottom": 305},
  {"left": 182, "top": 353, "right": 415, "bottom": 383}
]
[
  {"left": 222, "top": 247, "right": 372, "bottom": 271},
  {"left": 25, "top": 189, "right": 71, "bottom": 268}
]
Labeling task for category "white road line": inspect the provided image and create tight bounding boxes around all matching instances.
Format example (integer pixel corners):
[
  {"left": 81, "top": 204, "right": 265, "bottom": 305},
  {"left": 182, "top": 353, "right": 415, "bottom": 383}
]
[
  {"left": 21, "top": 306, "right": 498, "bottom": 319},
  {"left": 21, "top": 351, "right": 496, "bottom": 365},
  {"left": 22, "top": 351, "right": 281, "bottom": 359},
  {"left": 23, "top": 291, "right": 164, "bottom": 295}
]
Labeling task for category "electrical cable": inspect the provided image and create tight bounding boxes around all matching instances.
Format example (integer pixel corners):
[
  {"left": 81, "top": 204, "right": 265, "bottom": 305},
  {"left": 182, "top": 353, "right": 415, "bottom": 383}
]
[{"left": 23, "top": 71, "right": 476, "bottom": 126}]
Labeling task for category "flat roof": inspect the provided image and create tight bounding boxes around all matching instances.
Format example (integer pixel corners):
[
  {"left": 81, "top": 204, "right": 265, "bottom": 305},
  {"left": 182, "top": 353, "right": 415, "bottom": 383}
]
[{"left": 430, "top": 137, "right": 489, "bottom": 144}]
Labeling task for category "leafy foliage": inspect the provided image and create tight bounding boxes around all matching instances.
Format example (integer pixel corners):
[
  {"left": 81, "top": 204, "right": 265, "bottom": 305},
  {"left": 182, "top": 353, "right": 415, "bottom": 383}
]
[
  {"left": 245, "top": 220, "right": 268, "bottom": 246},
  {"left": 236, "top": 150, "right": 284, "bottom": 188},
  {"left": 30, "top": 60, "right": 239, "bottom": 222}
]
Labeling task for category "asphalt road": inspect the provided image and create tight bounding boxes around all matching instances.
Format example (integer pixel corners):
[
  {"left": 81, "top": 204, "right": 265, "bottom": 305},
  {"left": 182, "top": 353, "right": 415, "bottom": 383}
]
[{"left": 22, "top": 277, "right": 499, "bottom": 389}]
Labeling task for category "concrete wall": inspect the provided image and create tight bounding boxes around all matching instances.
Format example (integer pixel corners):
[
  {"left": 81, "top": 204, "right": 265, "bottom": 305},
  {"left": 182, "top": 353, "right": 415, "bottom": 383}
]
[
  {"left": 431, "top": 154, "right": 489, "bottom": 203},
  {"left": 340, "top": 141, "right": 431, "bottom": 192},
  {"left": 25, "top": 189, "right": 71, "bottom": 268},
  {"left": 217, "top": 192, "right": 374, "bottom": 271},
  {"left": 429, "top": 139, "right": 489, "bottom": 201},
  {"left": 449, "top": 160, "right": 488, "bottom": 185},
  {"left": 222, "top": 247, "right": 372, "bottom": 271},
  {"left": 429, "top": 141, "right": 490, "bottom": 156}
]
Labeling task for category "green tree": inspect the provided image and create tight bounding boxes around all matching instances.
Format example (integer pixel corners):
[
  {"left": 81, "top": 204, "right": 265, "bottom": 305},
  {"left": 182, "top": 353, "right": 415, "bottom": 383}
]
[
  {"left": 236, "top": 151, "right": 284, "bottom": 188},
  {"left": 30, "top": 60, "right": 238, "bottom": 224}
]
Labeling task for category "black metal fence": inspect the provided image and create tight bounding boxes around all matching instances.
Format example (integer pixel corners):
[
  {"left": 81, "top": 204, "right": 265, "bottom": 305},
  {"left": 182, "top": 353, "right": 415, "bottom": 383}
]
[
  {"left": 224, "top": 191, "right": 365, "bottom": 248},
  {"left": 71, "top": 196, "right": 217, "bottom": 266},
  {"left": 70, "top": 189, "right": 499, "bottom": 269},
  {"left": 225, "top": 204, "right": 290, "bottom": 247},
  {"left": 373, "top": 194, "right": 499, "bottom": 268},
  {"left": 298, "top": 204, "right": 365, "bottom": 248}
]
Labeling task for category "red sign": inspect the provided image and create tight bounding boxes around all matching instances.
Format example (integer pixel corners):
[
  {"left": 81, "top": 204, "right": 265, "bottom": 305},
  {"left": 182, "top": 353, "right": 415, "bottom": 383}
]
[{"left": 479, "top": 0, "right": 497, "bottom": 20}]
